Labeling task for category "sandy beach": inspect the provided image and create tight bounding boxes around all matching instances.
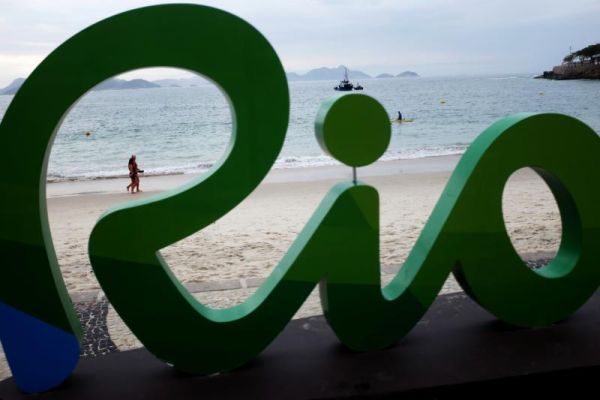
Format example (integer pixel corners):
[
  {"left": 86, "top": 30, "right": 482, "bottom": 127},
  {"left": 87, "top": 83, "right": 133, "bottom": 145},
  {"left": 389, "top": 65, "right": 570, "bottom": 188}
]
[
  {"left": 0, "top": 155, "right": 562, "bottom": 380},
  {"left": 47, "top": 154, "right": 561, "bottom": 294}
]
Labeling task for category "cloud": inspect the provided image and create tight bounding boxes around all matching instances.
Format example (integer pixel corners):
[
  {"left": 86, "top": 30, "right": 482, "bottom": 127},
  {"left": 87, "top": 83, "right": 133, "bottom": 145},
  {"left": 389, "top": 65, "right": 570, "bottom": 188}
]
[
  {"left": 1, "top": 0, "right": 599, "bottom": 86},
  {"left": 0, "top": 53, "right": 45, "bottom": 84}
]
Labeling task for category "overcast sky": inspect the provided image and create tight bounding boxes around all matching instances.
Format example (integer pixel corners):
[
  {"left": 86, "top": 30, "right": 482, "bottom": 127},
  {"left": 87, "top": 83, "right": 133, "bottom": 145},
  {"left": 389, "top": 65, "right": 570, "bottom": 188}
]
[{"left": 1, "top": 0, "right": 599, "bottom": 87}]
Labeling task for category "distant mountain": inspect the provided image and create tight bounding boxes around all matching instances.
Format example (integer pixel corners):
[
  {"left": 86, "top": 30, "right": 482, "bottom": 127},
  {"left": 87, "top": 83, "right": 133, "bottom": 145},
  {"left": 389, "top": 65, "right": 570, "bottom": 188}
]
[
  {"left": 1, "top": 69, "right": 418, "bottom": 96},
  {"left": 152, "top": 76, "right": 209, "bottom": 88},
  {"left": 0, "top": 78, "right": 25, "bottom": 95},
  {"left": 152, "top": 79, "right": 183, "bottom": 87},
  {"left": 94, "top": 78, "right": 160, "bottom": 91},
  {"left": 2, "top": 76, "right": 222, "bottom": 94},
  {"left": 285, "top": 72, "right": 302, "bottom": 80},
  {"left": 397, "top": 71, "right": 420, "bottom": 78},
  {"left": 122, "top": 79, "right": 160, "bottom": 89},
  {"left": 287, "top": 65, "right": 371, "bottom": 81}
]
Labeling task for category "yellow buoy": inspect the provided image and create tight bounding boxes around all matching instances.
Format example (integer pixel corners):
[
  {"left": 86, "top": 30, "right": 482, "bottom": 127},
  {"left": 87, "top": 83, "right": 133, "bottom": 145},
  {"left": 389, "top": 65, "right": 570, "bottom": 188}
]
[
  {"left": 440, "top": 99, "right": 446, "bottom": 105},
  {"left": 85, "top": 131, "right": 92, "bottom": 137}
]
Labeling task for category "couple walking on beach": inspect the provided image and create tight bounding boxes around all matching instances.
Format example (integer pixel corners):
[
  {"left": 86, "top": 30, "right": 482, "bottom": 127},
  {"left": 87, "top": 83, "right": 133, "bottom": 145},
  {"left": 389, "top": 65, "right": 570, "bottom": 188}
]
[{"left": 126, "top": 154, "right": 143, "bottom": 193}]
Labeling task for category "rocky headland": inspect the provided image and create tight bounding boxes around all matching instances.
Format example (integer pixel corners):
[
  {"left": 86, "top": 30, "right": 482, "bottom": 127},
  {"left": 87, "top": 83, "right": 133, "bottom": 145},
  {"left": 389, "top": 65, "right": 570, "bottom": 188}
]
[
  {"left": 538, "top": 64, "right": 600, "bottom": 80},
  {"left": 537, "top": 43, "right": 600, "bottom": 80}
]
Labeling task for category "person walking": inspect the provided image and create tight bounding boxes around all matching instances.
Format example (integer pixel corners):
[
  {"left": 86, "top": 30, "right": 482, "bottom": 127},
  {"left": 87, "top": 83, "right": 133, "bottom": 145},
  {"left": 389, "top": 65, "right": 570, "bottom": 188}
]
[{"left": 126, "top": 154, "right": 143, "bottom": 193}]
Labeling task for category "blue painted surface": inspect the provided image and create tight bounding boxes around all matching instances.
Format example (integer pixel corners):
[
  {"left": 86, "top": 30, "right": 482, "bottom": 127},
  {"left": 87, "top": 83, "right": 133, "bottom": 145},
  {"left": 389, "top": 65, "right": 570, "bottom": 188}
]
[{"left": 0, "top": 301, "right": 79, "bottom": 393}]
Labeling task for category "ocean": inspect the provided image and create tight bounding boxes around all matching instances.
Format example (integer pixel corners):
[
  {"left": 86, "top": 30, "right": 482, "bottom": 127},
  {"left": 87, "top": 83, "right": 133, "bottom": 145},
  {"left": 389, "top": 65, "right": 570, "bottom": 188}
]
[{"left": 0, "top": 75, "right": 599, "bottom": 182}]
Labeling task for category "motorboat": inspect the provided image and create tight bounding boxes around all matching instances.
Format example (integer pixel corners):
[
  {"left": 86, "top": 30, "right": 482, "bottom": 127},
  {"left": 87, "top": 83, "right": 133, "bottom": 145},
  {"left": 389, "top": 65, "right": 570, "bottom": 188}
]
[{"left": 334, "top": 68, "right": 354, "bottom": 91}]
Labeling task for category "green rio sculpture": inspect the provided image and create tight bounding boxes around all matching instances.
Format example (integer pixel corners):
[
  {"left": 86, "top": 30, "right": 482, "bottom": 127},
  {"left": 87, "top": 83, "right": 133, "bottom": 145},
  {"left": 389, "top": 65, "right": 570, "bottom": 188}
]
[{"left": 1, "top": 2, "right": 600, "bottom": 395}]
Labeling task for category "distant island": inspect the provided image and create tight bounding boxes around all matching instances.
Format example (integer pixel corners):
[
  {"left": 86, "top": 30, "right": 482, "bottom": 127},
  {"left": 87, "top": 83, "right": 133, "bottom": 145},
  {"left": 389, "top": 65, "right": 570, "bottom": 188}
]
[
  {"left": 0, "top": 78, "right": 25, "bottom": 95},
  {"left": 148, "top": 76, "right": 207, "bottom": 88},
  {"left": 396, "top": 71, "right": 419, "bottom": 78},
  {"left": 375, "top": 71, "right": 419, "bottom": 79},
  {"left": 286, "top": 65, "right": 420, "bottom": 81},
  {"left": 537, "top": 43, "right": 600, "bottom": 80},
  {"left": 286, "top": 65, "right": 371, "bottom": 81},
  {"left": 1, "top": 67, "right": 422, "bottom": 96},
  {"left": 93, "top": 78, "right": 160, "bottom": 91},
  {"left": 0, "top": 77, "right": 162, "bottom": 95}
]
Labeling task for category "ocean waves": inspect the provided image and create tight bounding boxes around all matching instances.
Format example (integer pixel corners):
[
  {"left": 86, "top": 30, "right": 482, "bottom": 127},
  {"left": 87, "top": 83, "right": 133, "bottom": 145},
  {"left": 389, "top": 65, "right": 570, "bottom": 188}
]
[{"left": 1, "top": 76, "right": 598, "bottom": 183}]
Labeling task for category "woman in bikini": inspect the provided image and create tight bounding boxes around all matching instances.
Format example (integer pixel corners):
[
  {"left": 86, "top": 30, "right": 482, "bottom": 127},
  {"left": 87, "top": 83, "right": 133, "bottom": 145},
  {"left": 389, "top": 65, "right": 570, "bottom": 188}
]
[{"left": 126, "top": 154, "right": 142, "bottom": 193}]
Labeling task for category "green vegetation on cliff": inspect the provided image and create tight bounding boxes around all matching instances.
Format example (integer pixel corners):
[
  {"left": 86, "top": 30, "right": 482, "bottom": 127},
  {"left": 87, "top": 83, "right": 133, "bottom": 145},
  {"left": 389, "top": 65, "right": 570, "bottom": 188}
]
[
  {"left": 563, "top": 43, "right": 600, "bottom": 64},
  {"left": 538, "top": 42, "right": 600, "bottom": 80}
]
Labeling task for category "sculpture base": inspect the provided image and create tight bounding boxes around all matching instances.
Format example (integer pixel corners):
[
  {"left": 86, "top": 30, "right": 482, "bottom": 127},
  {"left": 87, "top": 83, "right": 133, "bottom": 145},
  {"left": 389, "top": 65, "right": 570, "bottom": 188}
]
[{"left": 3, "top": 291, "right": 600, "bottom": 399}]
